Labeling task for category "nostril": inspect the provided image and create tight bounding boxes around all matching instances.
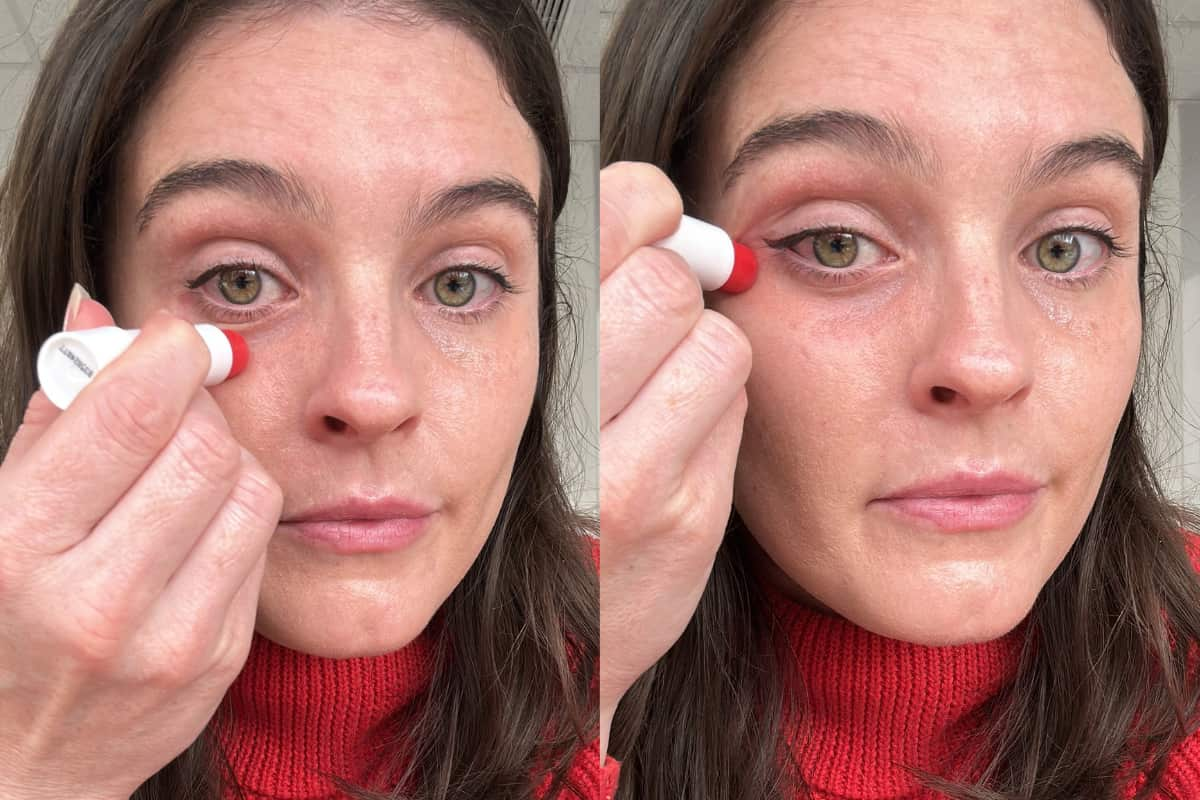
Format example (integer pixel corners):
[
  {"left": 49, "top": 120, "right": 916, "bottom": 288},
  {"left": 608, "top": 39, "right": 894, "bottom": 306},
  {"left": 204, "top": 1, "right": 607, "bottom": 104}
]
[
  {"left": 931, "top": 386, "right": 956, "bottom": 404},
  {"left": 324, "top": 416, "right": 347, "bottom": 433}
]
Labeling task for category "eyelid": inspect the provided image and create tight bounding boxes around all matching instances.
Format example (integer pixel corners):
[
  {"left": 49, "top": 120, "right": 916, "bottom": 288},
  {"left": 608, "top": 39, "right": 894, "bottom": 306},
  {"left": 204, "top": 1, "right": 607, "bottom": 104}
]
[
  {"left": 764, "top": 225, "right": 897, "bottom": 286},
  {"left": 419, "top": 263, "right": 519, "bottom": 323},
  {"left": 1022, "top": 225, "right": 1130, "bottom": 290},
  {"left": 184, "top": 259, "right": 293, "bottom": 323},
  {"left": 184, "top": 258, "right": 280, "bottom": 290}
]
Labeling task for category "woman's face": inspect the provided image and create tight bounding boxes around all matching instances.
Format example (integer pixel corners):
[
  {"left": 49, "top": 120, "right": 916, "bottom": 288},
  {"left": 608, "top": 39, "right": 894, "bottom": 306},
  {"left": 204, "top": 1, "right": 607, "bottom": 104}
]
[
  {"left": 106, "top": 10, "right": 542, "bottom": 657},
  {"left": 699, "top": 0, "right": 1144, "bottom": 645}
]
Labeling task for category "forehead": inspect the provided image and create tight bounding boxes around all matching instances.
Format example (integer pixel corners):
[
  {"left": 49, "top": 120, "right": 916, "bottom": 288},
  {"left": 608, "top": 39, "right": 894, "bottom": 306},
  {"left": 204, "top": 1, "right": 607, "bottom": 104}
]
[
  {"left": 122, "top": 9, "right": 542, "bottom": 209},
  {"left": 707, "top": 0, "right": 1143, "bottom": 180}
]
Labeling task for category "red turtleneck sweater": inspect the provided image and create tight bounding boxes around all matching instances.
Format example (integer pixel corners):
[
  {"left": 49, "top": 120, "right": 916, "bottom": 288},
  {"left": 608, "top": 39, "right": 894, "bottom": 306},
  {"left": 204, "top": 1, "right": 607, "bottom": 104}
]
[
  {"left": 214, "top": 628, "right": 614, "bottom": 799},
  {"left": 598, "top": 585, "right": 1200, "bottom": 800}
]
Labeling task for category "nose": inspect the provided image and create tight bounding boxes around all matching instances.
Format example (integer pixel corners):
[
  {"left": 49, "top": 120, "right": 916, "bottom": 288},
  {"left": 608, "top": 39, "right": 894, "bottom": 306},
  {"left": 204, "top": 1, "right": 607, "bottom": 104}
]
[
  {"left": 908, "top": 247, "right": 1034, "bottom": 415},
  {"left": 302, "top": 303, "right": 424, "bottom": 444}
]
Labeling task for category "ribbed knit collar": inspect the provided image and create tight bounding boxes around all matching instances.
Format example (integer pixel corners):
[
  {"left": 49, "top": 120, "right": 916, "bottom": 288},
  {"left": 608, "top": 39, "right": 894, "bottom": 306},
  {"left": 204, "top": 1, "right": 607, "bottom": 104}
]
[
  {"left": 215, "top": 628, "right": 436, "bottom": 799},
  {"left": 764, "top": 585, "right": 1028, "bottom": 800}
]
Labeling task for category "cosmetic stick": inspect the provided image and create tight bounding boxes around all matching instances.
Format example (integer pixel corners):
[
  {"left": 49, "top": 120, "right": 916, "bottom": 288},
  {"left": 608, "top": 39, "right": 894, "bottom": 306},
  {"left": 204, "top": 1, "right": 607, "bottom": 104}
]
[
  {"left": 38, "top": 324, "right": 249, "bottom": 410},
  {"left": 654, "top": 214, "right": 758, "bottom": 293}
]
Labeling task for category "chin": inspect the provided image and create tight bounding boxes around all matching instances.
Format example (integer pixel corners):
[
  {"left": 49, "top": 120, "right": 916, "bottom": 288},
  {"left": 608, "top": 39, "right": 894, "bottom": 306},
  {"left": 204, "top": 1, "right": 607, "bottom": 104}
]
[
  {"left": 828, "top": 577, "right": 1037, "bottom": 647},
  {"left": 255, "top": 596, "right": 436, "bottom": 658}
]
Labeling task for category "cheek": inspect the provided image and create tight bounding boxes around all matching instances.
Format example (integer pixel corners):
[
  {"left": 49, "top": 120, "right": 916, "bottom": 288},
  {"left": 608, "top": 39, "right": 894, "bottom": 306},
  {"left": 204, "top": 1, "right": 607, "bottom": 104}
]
[
  {"left": 1035, "top": 291, "right": 1141, "bottom": 463},
  {"left": 204, "top": 323, "right": 308, "bottom": 469},
  {"left": 711, "top": 284, "right": 894, "bottom": 528},
  {"left": 712, "top": 276, "right": 898, "bottom": 447}
]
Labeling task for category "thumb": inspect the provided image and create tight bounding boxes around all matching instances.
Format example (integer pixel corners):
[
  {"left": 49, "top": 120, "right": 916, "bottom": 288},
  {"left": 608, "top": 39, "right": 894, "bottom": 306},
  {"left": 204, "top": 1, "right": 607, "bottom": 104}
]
[{"left": 4, "top": 290, "right": 118, "bottom": 465}]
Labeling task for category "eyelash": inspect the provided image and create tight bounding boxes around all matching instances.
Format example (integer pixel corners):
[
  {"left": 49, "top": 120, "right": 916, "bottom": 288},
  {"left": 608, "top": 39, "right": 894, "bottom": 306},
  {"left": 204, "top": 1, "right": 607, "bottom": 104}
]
[
  {"left": 183, "top": 260, "right": 520, "bottom": 324},
  {"left": 763, "top": 226, "right": 882, "bottom": 286},
  {"left": 1035, "top": 224, "right": 1132, "bottom": 291},
  {"left": 764, "top": 223, "right": 1133, "bottom": 288},
  {"left": 184, "top": 259, "right": 279, "bottom": 323},
  {"left": 431, "top": 262, "right": 519, "bottom": 325}
]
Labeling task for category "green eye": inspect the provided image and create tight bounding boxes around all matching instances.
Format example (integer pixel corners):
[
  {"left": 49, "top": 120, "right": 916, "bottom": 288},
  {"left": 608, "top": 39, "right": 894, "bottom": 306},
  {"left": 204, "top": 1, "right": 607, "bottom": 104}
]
[
  {"left": 217, "top": 268, "right": 262, "bottom": 304},
  {"left": 813, "top": 232, "right": 859, "bottom": 268},
  {"left": 1036, "top": 233, "right": 1081, "bottom": 273},
  {"left": 434, "top": 270, "right": 477, "bottom": 307}
]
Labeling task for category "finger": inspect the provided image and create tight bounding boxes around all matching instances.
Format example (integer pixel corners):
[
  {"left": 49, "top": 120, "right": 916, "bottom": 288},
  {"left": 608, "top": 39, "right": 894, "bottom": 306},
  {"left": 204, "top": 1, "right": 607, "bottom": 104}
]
[
  {"left": 55, "top": 391, "right": 243, "bottom": 626},
  {"left": 213, "top": 548, "right": 269, "bottom": 673},
  {"left": 601, "top": 389, "right": 746, "bottom": 613},
  {"left": 140, "top": 450, "right": 280, "bottom": 657},
  {"left": 3, "top": 390, "right": 62, "bottom": 467},
  {"left": 4, "top": 298, "right": 121, "bottom": 462},
  {"left": 6, "top": 313, "right": 213, "bottom": 553},
  {"left": 4, "top": 299, "right": 121, "bottom": 465},
  {"left": 599, "top": 244, "right": 702, "bottom": 426},
  {"left": 599, "top": 161, "right": 683, "bottom": 282},
  {"left": 672, "top": 386, "right": 748, "bottom": 544},
  {"left": 601, "top": 309, "right": 751, "bottom": 486}
]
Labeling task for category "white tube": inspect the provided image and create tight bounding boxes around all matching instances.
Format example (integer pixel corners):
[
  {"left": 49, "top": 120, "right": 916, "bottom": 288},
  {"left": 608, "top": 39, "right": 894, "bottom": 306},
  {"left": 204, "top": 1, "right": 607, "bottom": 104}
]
[{"left": 37, "top": 324, "right": 248, "bottom": 410}]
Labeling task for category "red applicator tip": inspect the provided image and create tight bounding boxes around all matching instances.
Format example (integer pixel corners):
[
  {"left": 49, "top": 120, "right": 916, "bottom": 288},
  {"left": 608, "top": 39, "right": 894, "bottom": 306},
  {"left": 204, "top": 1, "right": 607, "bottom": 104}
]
[
  {"left": 719, "top": 242, "right": 758, "bottom": 294},
  {"left": 221, "top": 329, "right": 250, "bottom": 378}
]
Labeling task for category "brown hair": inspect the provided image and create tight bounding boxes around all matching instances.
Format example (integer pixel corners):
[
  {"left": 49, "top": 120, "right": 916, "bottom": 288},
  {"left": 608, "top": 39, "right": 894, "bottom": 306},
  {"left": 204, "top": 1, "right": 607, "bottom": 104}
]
[
  {"left": 0, "top": 1, "right": 596, "bottom": 798},
  {"left": 603, "top": 1, "right": 1200, "bottom": 798}
]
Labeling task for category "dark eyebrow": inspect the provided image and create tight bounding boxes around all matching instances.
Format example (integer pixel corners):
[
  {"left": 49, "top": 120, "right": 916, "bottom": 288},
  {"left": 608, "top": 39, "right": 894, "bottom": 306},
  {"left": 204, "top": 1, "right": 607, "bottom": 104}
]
[
  {"left": 411, "top": 176, "right": 539, "bottom": 236},
  {"left": 1015, "top": 134, "right": 1144, "bottom": 194},
  {"left": 135, "top": 158, "right": 329, "bottom": 233},
  {"left": 723, "top": 109, "right": 940, "bottom": 191}
]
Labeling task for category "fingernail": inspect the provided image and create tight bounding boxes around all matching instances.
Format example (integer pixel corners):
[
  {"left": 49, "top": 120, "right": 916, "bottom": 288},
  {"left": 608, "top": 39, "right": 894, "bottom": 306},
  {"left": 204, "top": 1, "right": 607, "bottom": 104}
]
[{"left": 62, "top": 282, "right": 91, "bottom": 330}]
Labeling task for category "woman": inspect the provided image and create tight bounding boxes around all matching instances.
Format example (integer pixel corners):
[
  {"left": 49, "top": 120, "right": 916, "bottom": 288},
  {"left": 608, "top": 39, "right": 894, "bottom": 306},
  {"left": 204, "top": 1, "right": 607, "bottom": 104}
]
[
  {"left": 600, "top": 0, "right": 1200, "bottom": 798},
  {"left": 0, "top": 1, "right": 599, "bottom": 798}
]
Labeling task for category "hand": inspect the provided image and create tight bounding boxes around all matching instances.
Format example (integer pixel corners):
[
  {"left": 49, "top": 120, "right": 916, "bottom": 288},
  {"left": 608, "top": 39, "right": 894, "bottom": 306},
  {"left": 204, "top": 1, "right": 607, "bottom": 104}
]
[
  {"left": 0, "top": 296, "right": 282, "bottom": 799},
  {"left": 598, "top": 162, "right": 752, "bottom": 757}
]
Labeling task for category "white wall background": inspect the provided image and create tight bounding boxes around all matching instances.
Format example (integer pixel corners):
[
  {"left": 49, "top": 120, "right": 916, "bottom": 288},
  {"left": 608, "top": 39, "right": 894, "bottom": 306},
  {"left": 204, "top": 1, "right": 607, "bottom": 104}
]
[
  {"left": 1151, "top": 1, "right": 1200, "bottom": 506},
  {"left": 0, "top": 0, "right": 601, "bottom": 513},
  {"left": 555, "top": 1, "right": 601, "bottom": 515}
]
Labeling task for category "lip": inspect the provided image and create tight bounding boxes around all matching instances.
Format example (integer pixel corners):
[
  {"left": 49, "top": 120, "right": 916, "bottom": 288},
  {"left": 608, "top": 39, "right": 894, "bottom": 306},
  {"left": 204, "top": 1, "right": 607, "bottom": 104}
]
[
  {"left": 279, "top": 497, "right": 437, "bottom": 554},
  {"left": 871, "top": 471, "right": 1044, "bottom": 533}
]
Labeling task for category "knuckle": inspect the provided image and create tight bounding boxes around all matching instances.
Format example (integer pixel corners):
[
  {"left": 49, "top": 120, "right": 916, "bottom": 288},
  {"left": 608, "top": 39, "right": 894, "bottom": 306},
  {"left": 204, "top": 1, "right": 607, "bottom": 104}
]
[
  {"left": 205, "top": 514, "right": 253, "bottom": 577},
  {"left": 63, "top": 595, "right": 128, "bottom": 665},
  {"left": 598, "top": 472, "right": 640, "bottom": 535},
  {"left": 89, "top": 377, "right": 175, "bottom": 465},
  {"left": 17, "top": 391, "right": 58, "bottom": 434},
  {"left": 229, "top": 462, "right": 284, "bottom": 528},
  {"left": 599, "top": 444, "right": 662, "bottom": 540},
  {"left": 598, "top": 193, "right": 632, "bottom": 268},
  {"left": 143, "top": 642, "right": 201, "bottom": 687},
  {"left": 209, "top": 628, "right": 254, "bottom": 681},
  {"left": 624, "top": 247, "right": 703, "bottom": 322},
  {"left": 688, "top": 311, "right": 752, "bottom": 379},
  {"left": 157, "top": 316, "right": 210, "bottom": 368},
  {"left": 170, "top": 418, "right": 241, "bottom": 487},
  {"left": 601, "top": 162, "right": 681, "bottom": 218},
  {"left": 662, "top": 482, "right": 727, "bottom": 543},
  {"left": 600, "top": 162, "right": 684, "bottom": 272},
  {"left": 730, "top": 386, "right": 750, "bottom": 418}
]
